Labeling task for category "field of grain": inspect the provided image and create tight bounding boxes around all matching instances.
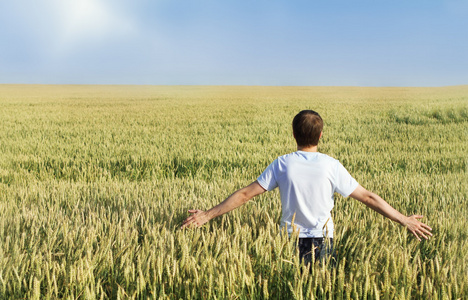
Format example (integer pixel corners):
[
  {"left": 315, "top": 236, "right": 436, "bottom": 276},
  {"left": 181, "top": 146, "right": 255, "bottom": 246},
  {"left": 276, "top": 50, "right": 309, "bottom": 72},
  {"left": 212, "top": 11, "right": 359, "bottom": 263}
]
[{"left": 0, "top": 84, "right": 467, "bottom": 299}]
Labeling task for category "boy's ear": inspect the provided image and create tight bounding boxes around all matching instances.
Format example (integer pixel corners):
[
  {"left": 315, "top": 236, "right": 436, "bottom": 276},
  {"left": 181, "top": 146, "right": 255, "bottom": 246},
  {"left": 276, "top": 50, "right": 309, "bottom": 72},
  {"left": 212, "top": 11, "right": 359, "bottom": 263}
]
[{"left": 319, "top": 131, "right": 323, "bottom": 139}]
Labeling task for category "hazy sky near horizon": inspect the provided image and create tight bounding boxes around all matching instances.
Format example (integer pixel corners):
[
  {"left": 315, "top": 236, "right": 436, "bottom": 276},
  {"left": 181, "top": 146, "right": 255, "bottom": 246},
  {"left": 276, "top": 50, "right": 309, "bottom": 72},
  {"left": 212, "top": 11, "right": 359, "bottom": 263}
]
[{"left": 1, "top": 0, "right": 467, "bottom": 86}]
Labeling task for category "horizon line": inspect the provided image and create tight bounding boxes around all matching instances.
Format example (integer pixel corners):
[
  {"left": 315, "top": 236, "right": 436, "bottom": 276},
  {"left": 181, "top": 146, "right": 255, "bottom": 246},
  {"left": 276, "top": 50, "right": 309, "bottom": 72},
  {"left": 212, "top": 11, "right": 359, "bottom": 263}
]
[{"left": 1, "top": 83, "right": 467, "bottom": 89}]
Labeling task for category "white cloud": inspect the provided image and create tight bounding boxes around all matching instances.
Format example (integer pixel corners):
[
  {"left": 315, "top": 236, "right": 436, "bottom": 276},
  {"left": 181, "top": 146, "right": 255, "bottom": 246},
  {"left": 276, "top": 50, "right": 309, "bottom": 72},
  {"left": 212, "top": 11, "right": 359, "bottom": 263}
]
[{"left": 47, "top": 0, "right": 137, "bottom": 56}]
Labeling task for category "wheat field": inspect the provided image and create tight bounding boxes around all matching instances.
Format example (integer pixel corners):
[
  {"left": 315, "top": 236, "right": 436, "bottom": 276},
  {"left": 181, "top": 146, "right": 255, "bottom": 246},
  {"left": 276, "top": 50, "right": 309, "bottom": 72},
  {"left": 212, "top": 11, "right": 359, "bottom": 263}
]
[{"left": 0, "top": 84, "right": 467, "bottom": 299}]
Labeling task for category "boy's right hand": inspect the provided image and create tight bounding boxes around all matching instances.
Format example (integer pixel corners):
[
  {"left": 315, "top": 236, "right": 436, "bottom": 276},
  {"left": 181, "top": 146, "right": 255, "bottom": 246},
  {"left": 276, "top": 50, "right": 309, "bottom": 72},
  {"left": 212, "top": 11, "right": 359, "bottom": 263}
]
[
  {"left": 403, "top": 215, "right": 433, "bottom": 241},
  {"left": 181, "top": 209, "right": 210, "bottom": 229}
]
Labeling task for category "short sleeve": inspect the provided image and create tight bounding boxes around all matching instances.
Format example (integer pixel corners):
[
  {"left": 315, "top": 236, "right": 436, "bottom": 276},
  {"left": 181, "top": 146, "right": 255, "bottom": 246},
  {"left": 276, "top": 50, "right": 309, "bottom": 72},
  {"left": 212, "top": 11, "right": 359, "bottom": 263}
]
[
  {"left": 334, "top": 162, "right": 359, "bottom": 197},
  {"left": 257, "top": 160, "right": 279, "bottom": 191}
]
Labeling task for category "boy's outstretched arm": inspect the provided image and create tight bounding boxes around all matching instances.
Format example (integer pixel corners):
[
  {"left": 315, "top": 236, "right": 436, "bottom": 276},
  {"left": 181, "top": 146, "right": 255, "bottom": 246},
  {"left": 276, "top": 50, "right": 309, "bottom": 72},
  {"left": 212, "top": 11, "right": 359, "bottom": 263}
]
[
  {"left": 181, "top": 181, "right": 266, "bottom": 229},
  {"left": 350, "top": 185, "right": 433, "bottom": 241}
]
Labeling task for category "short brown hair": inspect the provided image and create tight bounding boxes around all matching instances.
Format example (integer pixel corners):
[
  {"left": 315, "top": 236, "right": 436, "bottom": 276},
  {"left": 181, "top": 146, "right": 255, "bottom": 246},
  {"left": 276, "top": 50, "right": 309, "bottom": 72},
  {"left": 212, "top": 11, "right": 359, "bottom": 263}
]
[{"left": 292, "top": 110, "right": 323, "bottom": 146}]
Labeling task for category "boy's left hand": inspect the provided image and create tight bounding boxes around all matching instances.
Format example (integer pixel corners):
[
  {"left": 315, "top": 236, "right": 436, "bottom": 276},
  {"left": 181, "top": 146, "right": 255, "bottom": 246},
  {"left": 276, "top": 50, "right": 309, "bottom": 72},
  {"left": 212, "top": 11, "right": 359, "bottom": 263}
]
[{"left": 181, "top": 209, "right": 209, "bottom": 229}]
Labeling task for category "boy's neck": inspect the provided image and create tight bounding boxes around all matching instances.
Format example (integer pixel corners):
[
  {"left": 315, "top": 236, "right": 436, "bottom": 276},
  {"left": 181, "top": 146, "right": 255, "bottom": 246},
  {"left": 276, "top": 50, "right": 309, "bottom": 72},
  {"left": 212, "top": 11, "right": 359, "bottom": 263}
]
[{"left": 297, "top": 145, "right": 318, "bottom": 152}]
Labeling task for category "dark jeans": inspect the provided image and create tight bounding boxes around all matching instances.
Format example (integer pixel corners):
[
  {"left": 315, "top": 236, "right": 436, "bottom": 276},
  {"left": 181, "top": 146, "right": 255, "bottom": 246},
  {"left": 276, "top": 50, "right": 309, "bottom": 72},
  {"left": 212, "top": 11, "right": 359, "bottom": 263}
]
[{"left": 298, "top": 237, "right": 334, "bottom": 265}]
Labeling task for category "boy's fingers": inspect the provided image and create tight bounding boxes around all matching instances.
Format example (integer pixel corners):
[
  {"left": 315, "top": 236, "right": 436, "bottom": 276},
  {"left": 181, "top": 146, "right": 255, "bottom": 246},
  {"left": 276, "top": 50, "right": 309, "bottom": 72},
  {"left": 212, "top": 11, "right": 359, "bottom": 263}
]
[
  {"left": 407, "top": 215, "right": 433, "bottom": 240},
  {"left": 411, "top": 231, "right": 421, "bottom": 241},
  {"left": 421, "top": 227, "right": 433, "bottom": 236},
  {"left": 181, "top": 219, "right": 195, "bottom": 229},
  {"left": 181, "top": 210, "right": 206, "bottom": 229},
  {"left": 421, "top": 223, "right": 432, "bottom": 231},
  {"left": 181, "top": 220, "right": 190, "bottom": 228},
  {"left": 418, "top": 231, "right": 428, "bottom": 240},
  {"left": 182, "top": 215, "right": 197, "bottom": 226}
]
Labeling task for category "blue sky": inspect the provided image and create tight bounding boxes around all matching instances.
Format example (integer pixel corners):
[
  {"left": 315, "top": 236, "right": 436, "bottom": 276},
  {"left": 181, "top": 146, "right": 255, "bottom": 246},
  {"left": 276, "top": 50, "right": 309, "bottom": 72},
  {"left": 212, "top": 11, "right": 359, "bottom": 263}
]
[{"left": 0, "top": 0, "right": 467, "bottom": 86}]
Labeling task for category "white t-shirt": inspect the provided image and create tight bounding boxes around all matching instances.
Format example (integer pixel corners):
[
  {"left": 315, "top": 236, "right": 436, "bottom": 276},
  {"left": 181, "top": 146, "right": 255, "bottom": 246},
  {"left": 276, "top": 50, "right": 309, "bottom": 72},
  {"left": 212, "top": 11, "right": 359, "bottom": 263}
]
[{"left": 257, "top": 151, "right": 359, "bottom": 238}]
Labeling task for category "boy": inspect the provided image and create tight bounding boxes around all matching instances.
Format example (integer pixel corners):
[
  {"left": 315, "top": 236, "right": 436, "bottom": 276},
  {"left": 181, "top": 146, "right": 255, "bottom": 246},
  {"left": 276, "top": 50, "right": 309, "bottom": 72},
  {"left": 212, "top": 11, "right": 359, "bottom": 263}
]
[{"left": 181, "top": 110, "right": 432, "bottom": 263}]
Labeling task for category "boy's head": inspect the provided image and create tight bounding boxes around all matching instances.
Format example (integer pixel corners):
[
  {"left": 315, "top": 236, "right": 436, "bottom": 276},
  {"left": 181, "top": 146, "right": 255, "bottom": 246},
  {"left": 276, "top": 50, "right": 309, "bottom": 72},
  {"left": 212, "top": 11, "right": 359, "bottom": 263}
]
[{"left": 292, "top": 110, "right": 323, "bottom": 147}]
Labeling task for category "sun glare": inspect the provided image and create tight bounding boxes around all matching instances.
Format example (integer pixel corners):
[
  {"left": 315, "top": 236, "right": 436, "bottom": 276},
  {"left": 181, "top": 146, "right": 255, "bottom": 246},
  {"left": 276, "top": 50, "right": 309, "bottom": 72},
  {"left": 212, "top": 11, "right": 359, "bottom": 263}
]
[{"left": 51, "top": 0, "right": 135, "bottom": 54}]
